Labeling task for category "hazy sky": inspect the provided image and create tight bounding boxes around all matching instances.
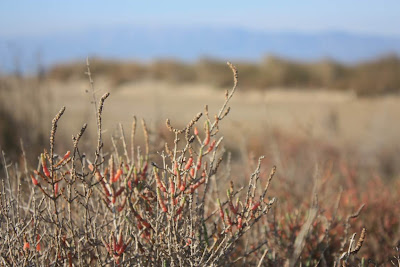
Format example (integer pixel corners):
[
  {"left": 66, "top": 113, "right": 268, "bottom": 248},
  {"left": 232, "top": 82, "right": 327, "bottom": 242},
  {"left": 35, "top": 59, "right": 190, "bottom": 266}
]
[{"left": 1, "top": 1, "right": 399, "bottom": 37}]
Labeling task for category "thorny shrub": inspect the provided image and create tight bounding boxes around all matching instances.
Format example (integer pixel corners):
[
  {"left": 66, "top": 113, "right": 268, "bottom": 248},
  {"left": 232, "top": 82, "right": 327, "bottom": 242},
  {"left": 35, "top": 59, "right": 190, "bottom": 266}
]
[{"left": 0, "top": 62, "right": 398, "bottom": 266}]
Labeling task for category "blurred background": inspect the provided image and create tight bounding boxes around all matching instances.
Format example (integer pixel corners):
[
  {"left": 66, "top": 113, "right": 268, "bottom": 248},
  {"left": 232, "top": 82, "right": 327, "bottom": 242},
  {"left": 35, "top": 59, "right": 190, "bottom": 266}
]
[{"left": 1, "top": 0, "right": 400, "bottom": 173}]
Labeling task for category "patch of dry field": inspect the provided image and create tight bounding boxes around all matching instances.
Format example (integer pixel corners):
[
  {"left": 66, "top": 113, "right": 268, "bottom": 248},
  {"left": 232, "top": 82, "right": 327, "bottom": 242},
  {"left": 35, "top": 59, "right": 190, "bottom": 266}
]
[
  {"left": 50, "top": 79, "right": 400, "bottom": 149},
  {"left": 2, "top": 77, "right": 400, "bottom": 158}
]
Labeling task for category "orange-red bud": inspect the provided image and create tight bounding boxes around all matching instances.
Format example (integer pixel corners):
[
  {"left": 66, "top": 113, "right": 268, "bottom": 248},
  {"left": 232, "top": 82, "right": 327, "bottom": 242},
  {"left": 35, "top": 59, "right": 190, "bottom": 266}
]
[
  {"left": 23, "top": 242, "right": 30, "bottom": 251},
  {"left": 54, "top": 183, "right": 59, "bottom": 197},
  {"left": 184, "top": 157, "right": 193, "bottom": 170},
  {"left": 196, "top": 156, "right": 202, "bottom": 170},
  {"left": 154, "top": 168, "right": 166, "bottom": 192},
  {"left": 206, "top": 140, "right": 216, "bottom": 153},
  {"left": 31, "top": 174, "right": 39, "bottom": 186},
  {"left": 251, "top": 201, "right": 260, "bottom": 212},
  {"left": 237, "top": 216, "right": 243, "bottom": 229},
  {"left": 157, "top": 188, "right": 168, "bottom": 213},
  {"left": 112, "top": 169, "right": 123, "bottom": 183},
  {"left": 41, "top": 154, "right": 50, "bottom": 177},
  {"left": 63, "top": 151, "right": 71, "bottom": 160}
]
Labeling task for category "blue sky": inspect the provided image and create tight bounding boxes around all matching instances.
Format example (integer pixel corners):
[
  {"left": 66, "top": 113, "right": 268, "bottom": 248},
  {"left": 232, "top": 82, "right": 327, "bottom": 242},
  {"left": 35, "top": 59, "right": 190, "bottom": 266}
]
[{"left": 1, "top": 1, "right": 400, "bottom": 37}]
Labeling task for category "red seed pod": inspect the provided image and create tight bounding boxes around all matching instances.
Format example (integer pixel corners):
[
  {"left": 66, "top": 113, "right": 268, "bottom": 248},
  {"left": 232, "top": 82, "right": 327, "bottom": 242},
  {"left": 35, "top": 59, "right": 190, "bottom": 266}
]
[
  {"left": 88, "top": 164, "right": 94, "bottom": 172},
  {"left": 184, "top": 157, "right": 193, "bottom": 170},
  {"left": 179, "top": 185, "right": 185, "bottom": 194},
  {"left": 23, "top": 242, "right": 30, "bottom": 251},
  {"left": 157, "top": 188, "right": 168, "bottom": 213},
  {"left": 190, "top": 168, "right": 195, "bottom": 178},
  {"left": 228, "top": 199, "right": 237, "bottom": 215},
  {"left": 56, "top": 151, "right": 71, "bottom": 166},
  {"left": 41, "top": 154, "right": 50, "bottom": 177},
  {"left": 141, "top": 219, "right": 151, "bottom": 229},
  {"left": 176, "top": 206, "right": 183, "bottom": 215},
  {"left": 95, "top": 171, "right": 102, "bottom": 181},
  {"left": 204, "top": 135, "right": 210, "bottom": 146},
  {"left": 206, "top": 140, "right": 216, "bottom": 153},
  {"left": 154, "top": 168, "right": 166, "bottom": 192},
  {"left": 31, "top": 174, "right": 39, "bottom": 186},
  {"left": 179, "top": 174, "right": 186, "bottom": 192},
  {"left": 112, "top": 169, "right": 123, "bottom": 183},
  {"left": 128, "top": 180, "right": 132, "bottom": 190},
  {"left": 194, "top": 127, "right": 199, "bottom": 136},
  {"left": 119, "top": 243, "right": 128, "bottom": 255},
  {"left": 143, "top": 229, "right": 151, "bottom": 240},
  {"left": 54, "top": 183, "right": 59, "bottom": 197},
  {"left": 189, "top": 177, "right": 206, "bottom": 192},
  {"left": 101, "top": 182, "right": 111, "bottom": 197},
  {"left": 169, "top": 177, "right": 176, "bottom": 206},
  {"left": 196, "top": 156, "right": 202, "bottom": 170},
  {"left": 63, "top": 151, "right": 71, "bottom": 160},
  {"left": 169, "top": 177, "right": 175, "bottom": 194},
  {"left": 251, "top": 201, "right": 260, "bottom": 212},
  {"left": 237, "top": 216, "right": 243, "bottom": 229}
]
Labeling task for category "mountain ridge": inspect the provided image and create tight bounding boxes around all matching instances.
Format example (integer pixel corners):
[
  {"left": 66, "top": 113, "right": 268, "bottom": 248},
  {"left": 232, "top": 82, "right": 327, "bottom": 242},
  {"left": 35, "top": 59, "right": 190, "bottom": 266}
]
[{"left": 1, "top": 25, "right": 400, "bottom": 73}]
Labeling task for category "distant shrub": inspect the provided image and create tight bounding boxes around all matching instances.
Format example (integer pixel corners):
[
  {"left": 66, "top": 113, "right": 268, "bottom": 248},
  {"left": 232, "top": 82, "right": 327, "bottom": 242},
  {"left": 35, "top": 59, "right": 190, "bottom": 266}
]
[{"left": 46, "top": 55, "right": 400, "bottom": 95}]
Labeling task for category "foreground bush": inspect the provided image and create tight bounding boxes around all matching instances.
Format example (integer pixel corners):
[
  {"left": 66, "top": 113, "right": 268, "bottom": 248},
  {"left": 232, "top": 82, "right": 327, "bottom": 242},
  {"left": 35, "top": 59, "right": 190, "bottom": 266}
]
[{"left": 0, "top": 62, "right": 398, "bottom": 266}]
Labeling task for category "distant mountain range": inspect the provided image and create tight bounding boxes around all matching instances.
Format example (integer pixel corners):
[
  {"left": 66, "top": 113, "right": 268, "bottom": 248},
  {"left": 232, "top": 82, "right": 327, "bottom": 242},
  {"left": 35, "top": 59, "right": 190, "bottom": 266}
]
[{"left": 1, "top": 25, "right": 400, "bottom": 73}]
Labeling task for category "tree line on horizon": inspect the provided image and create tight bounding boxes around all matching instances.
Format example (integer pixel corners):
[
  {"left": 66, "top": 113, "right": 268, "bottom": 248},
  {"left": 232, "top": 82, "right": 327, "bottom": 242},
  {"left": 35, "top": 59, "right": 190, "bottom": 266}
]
[{"left": 34, "top": 54, "right": 400, "bottom": 96}]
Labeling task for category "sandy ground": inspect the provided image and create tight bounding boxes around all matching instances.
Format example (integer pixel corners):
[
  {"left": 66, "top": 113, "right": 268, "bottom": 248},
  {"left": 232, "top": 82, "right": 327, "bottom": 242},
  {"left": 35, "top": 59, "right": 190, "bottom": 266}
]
[{"left": 2, "top": 78, "right": 400, "bottom": 157}]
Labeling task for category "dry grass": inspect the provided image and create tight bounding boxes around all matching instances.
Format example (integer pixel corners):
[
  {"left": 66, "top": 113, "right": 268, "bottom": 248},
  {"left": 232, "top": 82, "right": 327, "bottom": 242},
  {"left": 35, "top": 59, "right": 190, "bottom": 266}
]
[{"left": 0, "top": 61, "right": 399, "bottom": 266}]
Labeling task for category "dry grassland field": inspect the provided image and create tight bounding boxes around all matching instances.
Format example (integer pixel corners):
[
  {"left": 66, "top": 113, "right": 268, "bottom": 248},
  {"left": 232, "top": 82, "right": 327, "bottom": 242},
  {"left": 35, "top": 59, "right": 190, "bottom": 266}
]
[
  {"left": 0, "top": 65, "right": 399, "bottom": 265},
  {"left": 4, "top": 77, "right": 400, "bottom": 154}
]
